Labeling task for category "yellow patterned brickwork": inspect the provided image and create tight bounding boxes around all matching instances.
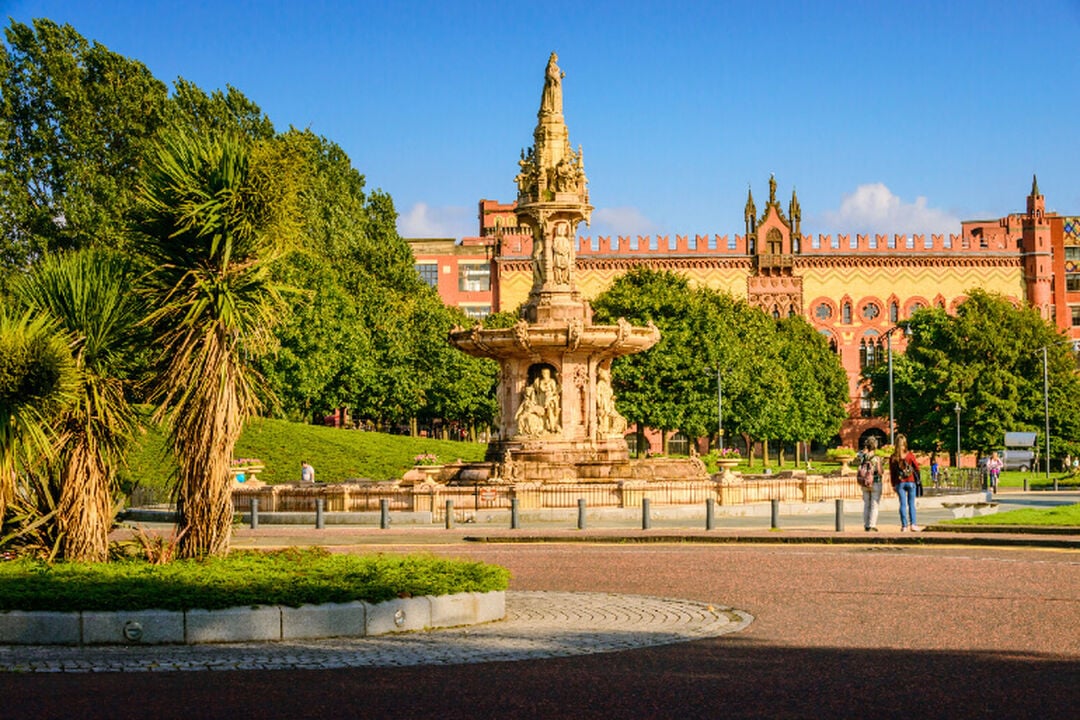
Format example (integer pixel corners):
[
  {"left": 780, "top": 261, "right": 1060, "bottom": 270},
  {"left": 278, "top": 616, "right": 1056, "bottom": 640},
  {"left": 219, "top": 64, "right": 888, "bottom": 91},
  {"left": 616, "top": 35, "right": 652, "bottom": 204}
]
[{"left": 801, "top": 262, "right": 1025, "bottom": 310}]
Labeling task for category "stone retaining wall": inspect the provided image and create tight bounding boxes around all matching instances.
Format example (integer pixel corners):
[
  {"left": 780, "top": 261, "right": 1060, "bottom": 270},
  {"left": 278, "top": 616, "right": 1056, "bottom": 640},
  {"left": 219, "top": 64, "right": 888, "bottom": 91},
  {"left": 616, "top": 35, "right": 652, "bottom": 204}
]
[{"left": 0, "top": 591, "right": 505, "bottom": 646}]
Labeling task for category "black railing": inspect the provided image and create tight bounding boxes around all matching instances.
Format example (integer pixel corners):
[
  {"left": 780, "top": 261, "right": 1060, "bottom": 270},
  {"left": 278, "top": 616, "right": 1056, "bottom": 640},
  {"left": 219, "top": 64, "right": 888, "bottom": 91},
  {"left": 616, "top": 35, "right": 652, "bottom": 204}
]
[{"left": 925, "top": 467, "right": 983, "bottom": 496}]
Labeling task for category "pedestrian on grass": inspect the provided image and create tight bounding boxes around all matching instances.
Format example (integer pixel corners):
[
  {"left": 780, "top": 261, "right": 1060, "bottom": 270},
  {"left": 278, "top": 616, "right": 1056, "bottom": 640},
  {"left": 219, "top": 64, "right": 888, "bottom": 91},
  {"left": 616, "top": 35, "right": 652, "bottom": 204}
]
[
  {"left": 889, "top": 434, "right": 921, "bottom": 531},
  {"left": 857, "top": 436, "right": 883, "bottom": 531},
  {"left": 300, "top": 460, "right": 315, "bottom": 484}
]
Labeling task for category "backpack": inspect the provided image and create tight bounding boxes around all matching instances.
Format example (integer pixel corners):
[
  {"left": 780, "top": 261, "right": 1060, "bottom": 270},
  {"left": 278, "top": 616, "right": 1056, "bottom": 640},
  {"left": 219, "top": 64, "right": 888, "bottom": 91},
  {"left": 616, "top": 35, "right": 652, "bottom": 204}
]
[{"left": 856, "top": 454, "right": 875, "bottom": 489}]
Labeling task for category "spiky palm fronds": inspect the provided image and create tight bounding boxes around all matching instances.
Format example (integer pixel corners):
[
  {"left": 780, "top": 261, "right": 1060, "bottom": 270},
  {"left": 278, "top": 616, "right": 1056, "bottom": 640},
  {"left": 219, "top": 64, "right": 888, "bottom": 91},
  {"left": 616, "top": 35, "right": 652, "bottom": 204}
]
[
  {"left": 134, "top": 130, "right": 300, "bottom": 558},
  {"left": 0, "top": 308, "right": 78, "bottom": 526},
  {"left": 12, "top": 248, "right": 144, "bottom": 561}
]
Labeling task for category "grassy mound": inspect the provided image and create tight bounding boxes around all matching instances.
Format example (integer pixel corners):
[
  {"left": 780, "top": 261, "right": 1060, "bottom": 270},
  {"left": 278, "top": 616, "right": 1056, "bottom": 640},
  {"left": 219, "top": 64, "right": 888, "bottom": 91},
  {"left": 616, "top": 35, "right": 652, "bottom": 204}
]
[
  {"left": 121, "top": 414, "right": 487, "bottom": 492},
  {"left": 0, "top": 548, "right": 510, "bottom": 612}
]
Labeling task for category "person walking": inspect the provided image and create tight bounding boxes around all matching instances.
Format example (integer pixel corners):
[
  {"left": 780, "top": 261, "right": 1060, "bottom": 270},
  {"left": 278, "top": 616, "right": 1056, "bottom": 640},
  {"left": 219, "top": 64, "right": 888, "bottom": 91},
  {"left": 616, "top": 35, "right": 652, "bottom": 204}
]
[
  {"left": 857, "top": 436, "right": 884, "bottom": 531},
  {"left": 300, "top": 460, "right": 315, "bottom": 484},
  {"left": 985, "top": 451, "right": 1003, "bottom": 494},
  {"left": 889, "top": 434, "right": 921, "bottom": 531}
]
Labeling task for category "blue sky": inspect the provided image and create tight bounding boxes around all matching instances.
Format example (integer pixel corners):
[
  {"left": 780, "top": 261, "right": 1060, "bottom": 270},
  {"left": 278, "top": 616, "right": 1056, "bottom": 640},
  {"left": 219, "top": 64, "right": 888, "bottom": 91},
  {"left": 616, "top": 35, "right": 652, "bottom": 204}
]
[{"left": 4, "top": 0, "right": 1080, "bottom": 241}]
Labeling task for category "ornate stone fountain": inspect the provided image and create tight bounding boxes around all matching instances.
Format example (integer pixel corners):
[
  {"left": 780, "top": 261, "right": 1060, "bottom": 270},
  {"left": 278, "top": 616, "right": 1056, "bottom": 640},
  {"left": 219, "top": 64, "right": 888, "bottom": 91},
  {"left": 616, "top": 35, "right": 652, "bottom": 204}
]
[{"left": 449, "top": 53, "right": 705, "bottom": 484}]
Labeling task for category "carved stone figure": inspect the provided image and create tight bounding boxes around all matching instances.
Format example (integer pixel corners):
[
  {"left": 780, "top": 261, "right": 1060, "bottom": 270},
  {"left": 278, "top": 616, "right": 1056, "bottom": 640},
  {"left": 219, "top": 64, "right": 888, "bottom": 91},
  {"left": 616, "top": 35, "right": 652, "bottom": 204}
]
[
  {"left": 541, "top": 52, "right": 564, "bottom": 115},
  {"left": 552, "top": 222, "right": 572, "bottom": 285},
  {"left": 535, "top": 367, "right": 561, "bottom": 432},
  {"left": 531, "top": 232, "right": 545, "bottom": 286},
  {"left": 595, "top": 366, "right": 627, "bottom": 436},
  {"left": 514, "top": 384, "right": 545, "bottom": 436}
]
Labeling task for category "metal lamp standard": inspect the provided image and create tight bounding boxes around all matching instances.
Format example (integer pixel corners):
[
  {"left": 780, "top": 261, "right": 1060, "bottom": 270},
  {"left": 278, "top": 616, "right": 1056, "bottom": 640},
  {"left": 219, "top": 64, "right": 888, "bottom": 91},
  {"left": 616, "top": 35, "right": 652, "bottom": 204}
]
[
  {"left": 883, "top": 325, "right": 911, "bottom": 447},
  {"left": 954, "top": 403, "right": 961, "bottom": 468},
  {"left": 1035, "top": 339, "right": 1079, "bottom": 492}
]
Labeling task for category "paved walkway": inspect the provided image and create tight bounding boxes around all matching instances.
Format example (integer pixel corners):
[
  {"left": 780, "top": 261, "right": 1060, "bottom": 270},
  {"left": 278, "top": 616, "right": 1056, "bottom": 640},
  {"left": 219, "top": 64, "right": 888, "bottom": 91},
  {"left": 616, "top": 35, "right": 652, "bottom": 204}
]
[{"left": 0, "top": 592, "right": 752, "bottom": 673}]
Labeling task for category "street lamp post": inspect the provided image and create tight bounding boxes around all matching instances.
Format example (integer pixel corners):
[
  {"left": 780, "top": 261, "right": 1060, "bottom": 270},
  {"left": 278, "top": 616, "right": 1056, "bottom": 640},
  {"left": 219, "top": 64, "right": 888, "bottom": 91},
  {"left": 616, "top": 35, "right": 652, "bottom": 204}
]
[
  {"left": 883, "top": 325, "right": 909, "bottom": 447},
  {"left": 954, "top": 402, "right": 961, "bottom": 469},
  {"left": 1043, "top": 346, "right": 1052, "bottom": 489},
  {"left": 716, "top": 366, "right": 723, "bottom": 452}
]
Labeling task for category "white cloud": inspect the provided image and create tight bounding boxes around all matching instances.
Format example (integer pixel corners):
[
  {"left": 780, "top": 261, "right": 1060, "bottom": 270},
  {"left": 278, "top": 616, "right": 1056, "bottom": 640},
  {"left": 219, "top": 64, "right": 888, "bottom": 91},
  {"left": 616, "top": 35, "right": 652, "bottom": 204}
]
[
  {"left": 819, "top": 183, "right": 960, "bottom": 236},
  {"left": 587, "top": 206, "right": 661, "bottom": 237},
  {"left": 397, "top": 203, "right": 475, "bottom": 239}
]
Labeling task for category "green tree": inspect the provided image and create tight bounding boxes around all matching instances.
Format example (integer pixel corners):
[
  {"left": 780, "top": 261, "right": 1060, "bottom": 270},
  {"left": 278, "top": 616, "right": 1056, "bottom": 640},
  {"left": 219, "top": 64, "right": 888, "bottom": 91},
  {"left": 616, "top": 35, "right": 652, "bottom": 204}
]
[
  {"left": 592, "top": 268, "right": 702, "bottom": 454},
  {"left": 865, "top": 290, "right": 1080, "bottom": 461},
  {"left": 11, "top": 248, "right": 144, "bottom": 561},
  {"left": 133, "top": 129, "right": 302, "bottom": 558},
  {"left": 775, "top": 315, "right": 849, "bottom": 462},
  {"left": 0, "top": 18, "right": 168, "bottom": 278},
  {"left": 0, "top": 308, "right": 77, "bottom": 525}
]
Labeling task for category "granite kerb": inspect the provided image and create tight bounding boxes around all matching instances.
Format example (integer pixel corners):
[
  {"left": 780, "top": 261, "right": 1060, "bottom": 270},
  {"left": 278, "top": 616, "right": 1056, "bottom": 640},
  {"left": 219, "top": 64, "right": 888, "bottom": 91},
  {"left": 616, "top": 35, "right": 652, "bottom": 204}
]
[{"left": 0, "top": 590, "right": 505, "bottom": 646}]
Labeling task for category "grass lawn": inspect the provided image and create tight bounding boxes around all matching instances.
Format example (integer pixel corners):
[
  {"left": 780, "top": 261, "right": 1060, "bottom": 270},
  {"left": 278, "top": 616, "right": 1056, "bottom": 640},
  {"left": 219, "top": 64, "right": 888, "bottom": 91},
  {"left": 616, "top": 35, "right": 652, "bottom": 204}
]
[
  {"left": 944, "top": 503, "right": 1080, "bottom": 527},
  {"left": 997, "top": 470, "right": 1080, "bottom": 490},
  {"left": 0, "top": 548, "right": 510, "bottom": 612},
  {"left": 121, "top": 414, "right": 488, "bottom": 494}
]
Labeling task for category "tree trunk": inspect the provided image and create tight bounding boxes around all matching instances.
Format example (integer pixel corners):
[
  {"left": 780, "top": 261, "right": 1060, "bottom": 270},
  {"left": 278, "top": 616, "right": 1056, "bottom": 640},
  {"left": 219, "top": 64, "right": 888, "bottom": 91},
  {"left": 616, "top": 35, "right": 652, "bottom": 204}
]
[
  {"left": 636, "top": 424, "right": 646, "bottom": 458},
  {"left": 58, "top": 438, "right": 112, "bottom": 563},
  {"left": 410, "top": 417, "right": 418, "bottom": 437},
  {"left": 661, "top": 429, "right": 669, "bottom": 455},
  {"left": 762, "top": 439, "right": 770, "bottom": 467}
]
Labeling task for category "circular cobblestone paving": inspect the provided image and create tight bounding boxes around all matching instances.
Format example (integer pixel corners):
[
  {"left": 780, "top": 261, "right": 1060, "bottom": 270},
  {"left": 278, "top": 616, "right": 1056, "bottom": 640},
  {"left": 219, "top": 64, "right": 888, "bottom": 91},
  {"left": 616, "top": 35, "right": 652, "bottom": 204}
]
[{"left": 0, "top": 592, "right": 752, "bottom": 673}]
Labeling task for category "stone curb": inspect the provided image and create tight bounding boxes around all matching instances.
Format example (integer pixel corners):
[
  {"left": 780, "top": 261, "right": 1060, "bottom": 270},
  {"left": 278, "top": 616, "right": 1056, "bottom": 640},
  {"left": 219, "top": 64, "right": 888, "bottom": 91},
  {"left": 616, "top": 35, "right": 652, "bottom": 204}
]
[
  {"left": 0, "top": 591, "right": 504, "bottom": 646},
  {"left": 461, "top": 533, "right": 1080, "bottom": 548}
]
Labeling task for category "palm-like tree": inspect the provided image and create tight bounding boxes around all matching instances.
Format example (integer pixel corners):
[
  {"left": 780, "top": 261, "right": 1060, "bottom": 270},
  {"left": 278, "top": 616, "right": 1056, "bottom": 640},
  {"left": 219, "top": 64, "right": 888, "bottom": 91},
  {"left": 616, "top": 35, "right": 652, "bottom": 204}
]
[
  {"left": 13, "top": 249, "right": 144, "bottom": 562},
  {"left": 0, "top": 308, "right": 78, "bottom": 527},
  {"left": 133, "top": 130, "right": 300, "bottom": 558}
]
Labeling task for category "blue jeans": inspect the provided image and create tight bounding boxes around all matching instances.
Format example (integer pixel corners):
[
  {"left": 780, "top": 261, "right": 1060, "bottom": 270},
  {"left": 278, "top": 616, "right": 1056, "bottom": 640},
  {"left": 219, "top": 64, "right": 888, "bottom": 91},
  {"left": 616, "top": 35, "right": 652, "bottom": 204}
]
[{"left": 897, "top": 481, "right": 918, "bottom": 528}]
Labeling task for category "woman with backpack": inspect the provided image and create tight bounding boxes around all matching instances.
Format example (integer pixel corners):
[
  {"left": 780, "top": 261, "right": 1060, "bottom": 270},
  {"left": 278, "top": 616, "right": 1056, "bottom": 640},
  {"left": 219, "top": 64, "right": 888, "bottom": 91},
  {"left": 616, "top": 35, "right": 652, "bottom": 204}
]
[
  {"left": 857, "top": 436, "right": 884, "bottom": 531},
  {"left": 889, "top": 434, "right": 921, "bottom": 532}
]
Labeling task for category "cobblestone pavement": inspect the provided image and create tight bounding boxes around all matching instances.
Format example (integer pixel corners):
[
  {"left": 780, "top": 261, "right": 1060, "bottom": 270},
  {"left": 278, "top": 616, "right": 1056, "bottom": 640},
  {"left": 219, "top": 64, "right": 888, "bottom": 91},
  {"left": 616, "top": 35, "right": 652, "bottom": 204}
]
[{"left": 0, "top": 591, "right": 752, "bottom": 673}]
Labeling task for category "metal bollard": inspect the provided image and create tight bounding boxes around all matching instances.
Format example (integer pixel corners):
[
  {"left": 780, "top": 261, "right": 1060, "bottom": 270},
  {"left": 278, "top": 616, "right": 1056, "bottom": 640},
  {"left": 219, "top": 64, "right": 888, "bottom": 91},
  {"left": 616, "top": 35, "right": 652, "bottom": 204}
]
[
  {"left": 642, "top": 498, "right": 651, "bottom": 530},
  {"left": 706, "top": 498, "right": 715, "bottom": 531},
  {"left": 577, "top": 498, "right": 587, "bottom": 530},
  {"left": 380, "top": 498, "right": 390, "bottom": 529},
  {"left": 834, "top": 498, "right": 844, "bottom": 532},
  {"left": 770, "top": 498, "right": 780, "bottom": 529},
  {"left": 315, "top": 497, "right": 324, "bottom": 530},
  {"left": 445, "top": 499, "right": 454, "bottom": 529},
  {"left": 250, "top": 497, "right": 259, "bottom": 530},
  {"left": 510, "top": 498, "right": 520, "bottom": 529}
]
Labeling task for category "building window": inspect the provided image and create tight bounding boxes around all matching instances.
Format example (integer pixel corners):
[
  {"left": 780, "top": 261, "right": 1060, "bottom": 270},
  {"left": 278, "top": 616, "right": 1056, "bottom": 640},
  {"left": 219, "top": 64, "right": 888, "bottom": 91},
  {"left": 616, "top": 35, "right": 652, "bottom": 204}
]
[
  {"left": 1069, "top": 276, "right": 1080, "bottom": 293},
  {"left": 461, "top": 305, "right": 491, "bottom": 321},
  {"left": 859, "top": 339, "right": 880, "bottom": 368},
  {"left": 842, "top": 302, "right": 852, "bottom": 324},
  {"left": 889, "top": 302, "right": 899, "bottom": 323},
  {"left": 458, "top": 263, "right": 491, "bottom": 292},
  {"left": 815, "top": 303, "right": 833, "bottom": 320},
  {"left": 415, "top": 263, "right": 438, "bottom": 287},
  {"left": 860, "top": 388, "right": 876, "bottom": 418},
  {"left": 1071, "top": 306, "right": 1080, "bottom": 327},
  {"left": 909, "top": 302, "right": 924, "bottom": 316},
  {"left": 625, "top": 433, "right": 650, "bottom": 456},
  {"left": 668, "top": 432, "right": 690, "bottom": 456},
  {"left": 862, "top": 303, "right": 880, "bottom": 321}
]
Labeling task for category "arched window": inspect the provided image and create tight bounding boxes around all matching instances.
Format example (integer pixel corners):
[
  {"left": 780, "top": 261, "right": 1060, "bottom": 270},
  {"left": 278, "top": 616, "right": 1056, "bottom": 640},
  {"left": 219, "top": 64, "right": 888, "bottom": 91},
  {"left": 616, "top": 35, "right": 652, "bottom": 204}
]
[
  {"left": 889, "top": 301, "right": 899, "bottom": 323},
  {"left": 668, "top": 432, "right": 690, "bottom": 456},
  {"left": 862, "top": 303, "right": 880, "bottom": 321},
  {"left": 625, "top": 433, "right": 650, "bottom": 456},
  {"left": 815, "top": 302, "right": 833, "bottom": 321},
  {"left": 842, "top": 302, "right": 852, "bottom": 324}
]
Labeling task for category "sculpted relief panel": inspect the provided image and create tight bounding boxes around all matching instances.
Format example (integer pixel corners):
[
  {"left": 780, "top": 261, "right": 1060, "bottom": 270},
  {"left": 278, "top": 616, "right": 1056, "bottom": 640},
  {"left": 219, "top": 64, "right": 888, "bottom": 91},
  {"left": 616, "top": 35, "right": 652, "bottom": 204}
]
[{"left": 514, "top": 365, "right": 562, "bottom": 437}]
